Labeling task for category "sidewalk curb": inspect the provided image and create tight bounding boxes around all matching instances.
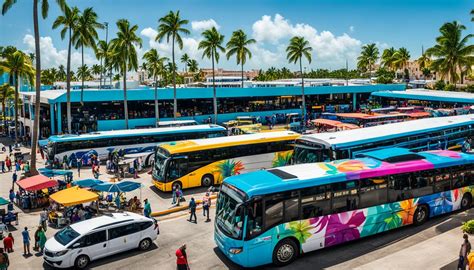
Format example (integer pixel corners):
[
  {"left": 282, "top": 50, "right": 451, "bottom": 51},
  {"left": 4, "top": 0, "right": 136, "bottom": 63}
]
[{"left": 151, "top": 194, "right": 218, "bottom": 217}]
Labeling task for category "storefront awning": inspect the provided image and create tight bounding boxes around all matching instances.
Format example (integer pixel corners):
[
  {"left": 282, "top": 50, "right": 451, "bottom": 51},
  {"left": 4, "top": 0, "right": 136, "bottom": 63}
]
[
  {"left": 50, "top": 186, "right": 99, "bottom": 207},
  {"left": 16, "top": 175, "right": 58, "bottom": 191}
]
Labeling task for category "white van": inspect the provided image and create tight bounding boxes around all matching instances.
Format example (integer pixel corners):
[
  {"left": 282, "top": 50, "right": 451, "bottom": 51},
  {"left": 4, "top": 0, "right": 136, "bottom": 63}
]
[{"left": 43, "top": 212, "right": 159, "bottom": 269}]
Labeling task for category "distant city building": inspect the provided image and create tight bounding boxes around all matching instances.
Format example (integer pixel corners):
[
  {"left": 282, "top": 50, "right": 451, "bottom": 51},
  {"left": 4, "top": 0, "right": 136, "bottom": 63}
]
[{"left": 200, "top": 68, "right": 259, "bottom": 80}]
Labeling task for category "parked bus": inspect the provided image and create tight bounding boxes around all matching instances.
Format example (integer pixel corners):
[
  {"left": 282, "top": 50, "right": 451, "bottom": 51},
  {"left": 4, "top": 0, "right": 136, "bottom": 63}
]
[
  {"left": 293, "top": 114, "right": 474, "bottom": 164},
  {"left": 215, "top": 148, "right": 474, "bottom": 267},
  {"left": 42, "top": 125, "right": 227, "bottom": 166},
  {"left": 152, "top": 131, "right": 300, "bottom": 191}
]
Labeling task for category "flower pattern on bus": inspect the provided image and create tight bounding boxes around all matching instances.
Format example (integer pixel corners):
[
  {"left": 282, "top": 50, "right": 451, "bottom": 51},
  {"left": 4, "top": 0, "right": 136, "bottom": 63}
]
[
  {"left": 431, "top": 191, "right": 453, "bottom": 216},
  {"left": 324, "top": 210, "right": 365, "bottom": 247},
  {"left": 287, "top": 220, "right": 313, "bottom": 244},
  {"left": 272, "top": 151, "right": 293, "bottom": 168},
  {"left": 397, "top": 199, "right": 417, "bottom": 225},
  {"left": 360, "top": 203, "right": 402, "bottom": 236},
  {"left": 213, "top": 160, "right": 245, "bottom": 182},
  {"left": 319, "top": 158, "right": 382, "bottom": 175}
]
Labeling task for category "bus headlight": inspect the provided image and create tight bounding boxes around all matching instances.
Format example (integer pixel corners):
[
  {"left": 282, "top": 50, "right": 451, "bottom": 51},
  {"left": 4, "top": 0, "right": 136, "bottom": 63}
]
[{"left": 229, "top": 247, "right": 243, "bottom": 254}]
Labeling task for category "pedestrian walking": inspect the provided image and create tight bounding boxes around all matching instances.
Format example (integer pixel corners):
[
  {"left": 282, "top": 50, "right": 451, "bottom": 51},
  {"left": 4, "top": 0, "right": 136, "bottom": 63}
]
[
  {"left": 188, "top": 198, "right": 197, "bottom": 223},
  {"left": 459, "top": 234, "right": 472, "bottom": 270},
  {"left": 175, "top": 244, "right": 189, "bottom": 270},
  {"left": 8, "top": 190, "right": 14, "bottom": 204},
  {"left": 172, "top": 186, "right": 177, "bottom": 205},
  {"left": 11, "top": 172, "right": 16, "bottom": 191},
  {"left": 143, "top": 199, "right": 151, "bottom": 218},
  {"left": 5, "top": 157, "right": 11, "bottom": 172},
  {"left": 202, "top": 193, "right": 211, "bottom": 222},
  {"left": 21, "top": 227, "right": 31, "bottom": 255},
  {"left": 38, "top": 226, "right": 46, "bottom": 254},
  {"left": 3, "top": 233, "right": 14, "bottom": 253},
  {"left": 40, "top": 208, "right": 48, "bottom": 232},
  {"left": 0, "top": 161, "right": 4, "bottom": 173},
  {"left": 0, "top": 248, "right": 9, "bottom": 270},
  {"left": 176, "top": 187, "right": 183, "bottom": 207}
]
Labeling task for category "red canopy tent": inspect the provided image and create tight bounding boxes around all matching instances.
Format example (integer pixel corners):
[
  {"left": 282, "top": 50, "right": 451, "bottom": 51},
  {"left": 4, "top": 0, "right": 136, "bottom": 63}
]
[{"left": 16, "top": 175, "right": 58, "bottom": 191}]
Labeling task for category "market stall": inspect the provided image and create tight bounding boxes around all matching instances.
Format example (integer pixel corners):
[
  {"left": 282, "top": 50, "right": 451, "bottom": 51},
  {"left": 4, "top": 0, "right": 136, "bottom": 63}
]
[
  {"left": 49, "top": 187, "right": 100, "bottom": 227},
  {"left": 16, "top": 175, "right": 58, "bottom": 209}
]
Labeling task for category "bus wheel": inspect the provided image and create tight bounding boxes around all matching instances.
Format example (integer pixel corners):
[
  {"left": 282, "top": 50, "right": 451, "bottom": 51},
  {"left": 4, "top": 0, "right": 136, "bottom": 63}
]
[
  {"left": 201, "top": 174, "right": 214, "bottom": 187},
  {"left": 272, "top": 238, "right": 298, "bottom": 266},
  {"left": 461, "top": 194, "right": 472, "bottom": 210},
  {"left": 414, "top": 205, "right": 429, "bottom": 225},
  {"left": 172, "top": 181, "right": 182, "bottom": 191}
]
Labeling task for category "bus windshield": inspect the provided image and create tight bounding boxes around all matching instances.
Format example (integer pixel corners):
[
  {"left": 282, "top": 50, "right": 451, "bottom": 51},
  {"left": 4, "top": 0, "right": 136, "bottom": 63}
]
[
  {"left": 153, "top": 149, "right": 169, "bottom": 181},
  {"left": 216, "top": 184, "right": 246, "bottom": 240},
  {"left": 293, "top": 144, "right": 331, "bottom": 164}
]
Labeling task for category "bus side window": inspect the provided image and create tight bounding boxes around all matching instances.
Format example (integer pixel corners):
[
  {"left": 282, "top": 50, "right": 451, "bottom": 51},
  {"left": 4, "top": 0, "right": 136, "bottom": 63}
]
[
  {"left": 358, "top": 178, "right": 388, "bottom": 208},
  {"left": 331, "top": 181, "right": 359, "bottom": 213},
  {"left": 246, "top": 200, "right": 263, "bottom": 239},
  {"left": 410, "top": 171, "right": 434, "bottom": 197},
  {"left": 388, "top": 174, "right": 413, "bottom": 202},
  {"left": 434, "top": 169, "right": 452, "bottom": 193},
  {"left": 264, "top": 195, "right": 284, "bottom": 230},
  {"left": 300, "top": 186, "right": 330, "bottom": 219}
]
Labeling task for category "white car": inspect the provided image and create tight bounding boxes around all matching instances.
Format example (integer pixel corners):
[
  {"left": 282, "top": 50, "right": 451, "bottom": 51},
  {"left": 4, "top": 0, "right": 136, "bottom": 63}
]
[{"left": 43, "top": 212, "right": 159, "bottom": 269}]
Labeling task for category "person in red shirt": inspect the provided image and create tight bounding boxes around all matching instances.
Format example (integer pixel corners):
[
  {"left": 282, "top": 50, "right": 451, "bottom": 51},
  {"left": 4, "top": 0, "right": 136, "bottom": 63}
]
[
  {"left": 3, "top": 233, "right": 14, "bottom": 253},
  {"left": 176, "top": 244, "right": 189, "bottom": 270}
]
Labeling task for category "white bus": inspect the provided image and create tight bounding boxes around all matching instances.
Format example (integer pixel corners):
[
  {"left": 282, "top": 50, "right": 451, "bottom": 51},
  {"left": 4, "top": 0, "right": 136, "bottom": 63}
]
[
  {"left": 293, "top": 114, "right": 474, "bottom": 164},
  {"left": 42, "top": 125, "right": 227, "bottom": 166}
]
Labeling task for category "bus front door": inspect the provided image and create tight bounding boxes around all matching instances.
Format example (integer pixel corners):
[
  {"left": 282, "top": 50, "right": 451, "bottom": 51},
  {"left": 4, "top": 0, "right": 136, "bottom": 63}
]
[{"left": 168, "top": 157, "right": 189, "bottom": 190}]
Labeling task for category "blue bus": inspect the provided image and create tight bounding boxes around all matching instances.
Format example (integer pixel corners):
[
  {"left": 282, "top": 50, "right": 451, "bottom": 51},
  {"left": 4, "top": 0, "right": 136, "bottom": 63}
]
[
  {"left": 215, "top": 148, "right": 474, "bottom": 267},
  {"left": 294, "top": 114, "right": 474, "bottom": 164},
  {"left": 41, "top": 124, "right": 226, "bottom": 165}
]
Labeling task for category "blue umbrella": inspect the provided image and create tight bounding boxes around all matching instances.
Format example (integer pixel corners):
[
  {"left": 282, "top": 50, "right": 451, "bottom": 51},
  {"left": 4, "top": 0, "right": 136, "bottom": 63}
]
[
  {"left": 39, "top": 168, "right": 73, "bottom": 177},
  {"left": 94, "top": 181, "right": 142, "bottom": 193},
  {"left": 74, "top": 179, "right": 104, "bottom": 188}
]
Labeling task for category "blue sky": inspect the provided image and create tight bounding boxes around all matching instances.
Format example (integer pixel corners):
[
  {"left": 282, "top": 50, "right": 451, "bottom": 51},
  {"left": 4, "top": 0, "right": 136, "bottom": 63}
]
[{"left": 0, "top": 0, "right": 472, "bottom": 71}]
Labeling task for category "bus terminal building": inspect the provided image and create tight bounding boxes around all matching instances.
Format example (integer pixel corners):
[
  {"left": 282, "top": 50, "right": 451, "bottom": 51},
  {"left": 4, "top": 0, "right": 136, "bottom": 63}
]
[{"left": 19, "top": 84, "right": 405, "bottom": 138}]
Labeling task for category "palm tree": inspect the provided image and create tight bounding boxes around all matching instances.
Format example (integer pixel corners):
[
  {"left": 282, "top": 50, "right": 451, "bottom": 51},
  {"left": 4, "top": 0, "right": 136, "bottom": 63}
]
[
  {"left": 91, "top": 64, "right": 101, "bottom": 80},
  {"left": 226, "top": 29, "right": 256, "bottom": 88},
  {"left": 156, "top": 10, "right": 190, "bottom": 119},
  {"left": 0, "top": 50, "right": 35, "bottom": 142},
  {"left": 110, "top": 19, "right": 142, "bottom": 129},
  {"left": 357, "top": 43, "right": 379, "bottom": 76},
  {"left": 426, "top": 21, "right": 474, "bottom": 84},
  {"left": 180, "top": 53, "right": 190, "bottom": 73},
  {"left": 72, "top": 7, "right": 103, "bottom": 102},
  {"left": 188, "top": 59, "right": 199, "bottom": 73},
  {"left": 76, "top": 64, "right": 91, "bottom": 81},
  {"left": 52, "top": 3, "right": 79, "bottom": 133},
  {"left": 198, "top": 27, "right": 225, "bottom": 124},
  {"left": 286, "top": 36, "right": 312, "bottom": 118},
  {"left": 393, "top": 47, "right": 411, "bottom": 71},
  {"left": 417, "top": 52, "right": 431, "bottom": 78},
  {"left": 96, "top": 40, "right": 112, "bottom": 89},
  {"left": 3, "top": 0, "right": 65, "bottom": 175},
  {"left": 0, "top": 83, "right": 14, "bottom": 130},
  {"left": 381, "top": 47, "right": 397, "bottom": 71},
  {"left": 143, "top": 49, "right": 168, "bottom": 126},
  {"left": 57, "top": 64, "right": 66, "bottom": 81}
]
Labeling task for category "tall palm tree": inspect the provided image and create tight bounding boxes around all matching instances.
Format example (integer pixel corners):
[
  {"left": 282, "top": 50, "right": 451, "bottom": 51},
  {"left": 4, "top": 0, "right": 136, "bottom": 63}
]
[
  {"left": 156, "top": 10, "right": 190, "bottom": 119},
  {"left": 72, "top": 7, "right": 103, "bottom": 103},
  {"left": 95, "top": 40, "right": 112, "bottom": 88},
  {"left": 0, "top": 51, "right": 35, "bottom": 142},
  {"left": 110, "top": 19, "right": 142, "bottom": 129},
  {"left": 3, "top": 0, "right": 65, "bottom": 175},
  {"left": 426, "top": 21, "right": 474, "bottom": 84},
  {"left": 91, "top": 64, "right": 101, "bottom": 79},
  {"left": 198, "top": 27, "right": 225, "bottom": 124},
  {"left": 143, "top": 49, "right": 168, "bottom": 126},
  {"left": 52, "top": 3, "right": 79, "bottom": 133},
  {"left": 393, "top": 47, "right": 411, "bottom": 71},
  {"left": 188, "top": 59, "right": 199, "bottom": 73},
  {"left": 226, "top": 29, "right": 256, "bottom": 88},
  {"left": 381, "top": 47, "right": 397, "bottom": 71},
  {"left": 286, "top": 36, "right": 312, "bottom": 118},
  {"left": 0, "top": 83, "right": 14, "bottom": 130},
  {"left": 417, "top": 53, "right": 431, "bottom": 71},
  {"left": 357, "top": 43, "right": 379, "bottom": 77},
  {"left": 76, "top": 64, "right": 90, "bottom": 81},
  {"left": 57, "top": 64, "right": 66, "bottom": 81},
  {"left": 180, "top": 53, "right": 190, "bottom": 73}
]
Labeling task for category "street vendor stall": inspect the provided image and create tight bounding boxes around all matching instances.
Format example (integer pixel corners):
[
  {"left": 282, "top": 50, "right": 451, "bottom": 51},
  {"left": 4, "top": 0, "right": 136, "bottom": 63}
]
[
  {"left": 16, "top": 175, "right": 58, "bottom": 209},
  {"left": 49, "top": 187, "right": 100, "bottom": 227}
]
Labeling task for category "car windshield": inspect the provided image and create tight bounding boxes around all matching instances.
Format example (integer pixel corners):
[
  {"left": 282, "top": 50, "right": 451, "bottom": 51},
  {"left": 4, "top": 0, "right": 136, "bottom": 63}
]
[
  {"left": 54, "top": 226, "right": 80, "bottom": 246},
  {"left": 216, "top": 184, "right": 246, "bottom": 240},
  {"left": 153, "top": 148, "right": 169, "bottom": 181}
]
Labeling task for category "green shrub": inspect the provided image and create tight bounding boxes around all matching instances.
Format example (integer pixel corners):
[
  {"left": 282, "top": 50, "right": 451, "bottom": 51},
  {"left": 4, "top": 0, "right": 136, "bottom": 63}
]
[
  {"left": 434, "top": 80, "right": 446, "bottom": 90},
  {"left": 465, "top": 84, "right": 474, "bottom": 93},
  {"left": 444, "top": 84, "right": 456, "bottom": 91},
  {"left": 462, "top": 220, "right": 474, "bottom": 234}
]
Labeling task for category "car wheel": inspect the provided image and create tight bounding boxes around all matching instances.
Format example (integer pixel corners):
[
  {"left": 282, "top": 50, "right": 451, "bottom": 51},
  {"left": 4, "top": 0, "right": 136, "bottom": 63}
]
[
  {"left": 414, "top": 205, "right": 429, "bottom": 225},
  {"left": 272, "top": 238, "right": 298, "bottom": 266},
  {"left": 461, "top": 194, "right": 472, "bottom": 210},
  {"left": 74, "top": 255, "right": 90, "bottom": 269},
  {"left": 201, "top": 174, "right": 214, "bottom": 187},
  {"left": 139, "top": 238, "right": 152, "bottom": 251}
]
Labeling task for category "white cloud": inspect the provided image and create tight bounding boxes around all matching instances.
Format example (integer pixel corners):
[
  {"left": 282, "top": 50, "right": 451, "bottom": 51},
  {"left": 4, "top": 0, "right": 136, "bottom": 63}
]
[
  {"left": 349, "top": 26, "right": 355, "bottom": 32},
  {"left": 23, "top": 34, "right": 98, "bottom": 70},
  {"left": 251, "top": 14, "right": 363, "bottom": 69},
  {"left": 191, "top": 19, "right": 220, "bottom": 32}
]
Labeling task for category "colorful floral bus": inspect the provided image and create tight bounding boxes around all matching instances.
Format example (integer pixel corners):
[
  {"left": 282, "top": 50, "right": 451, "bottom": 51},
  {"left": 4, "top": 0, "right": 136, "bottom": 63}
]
[
  {"left": 152, "top": 131, "right": 300, "bottom": 191},
  {"left": 215, "top": 148, "right": 474, "bottom": 267}
]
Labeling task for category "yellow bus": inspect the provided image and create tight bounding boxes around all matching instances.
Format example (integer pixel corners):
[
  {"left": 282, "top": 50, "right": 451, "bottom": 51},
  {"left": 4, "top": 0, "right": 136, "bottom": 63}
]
[{"left": 152, "top": 131, "right": 300, "bottom": 191}]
